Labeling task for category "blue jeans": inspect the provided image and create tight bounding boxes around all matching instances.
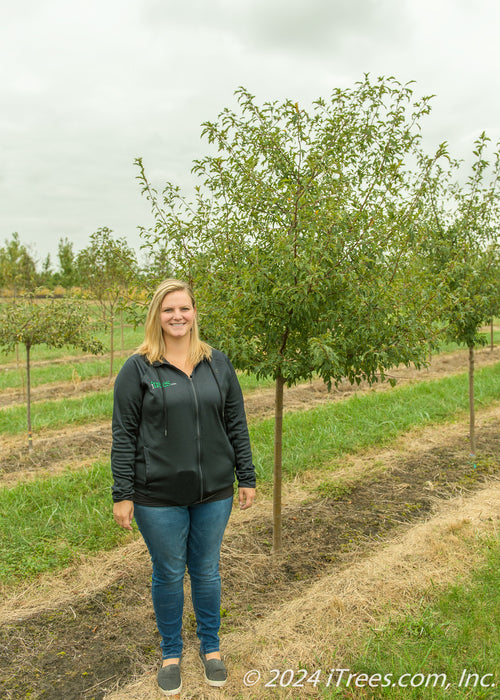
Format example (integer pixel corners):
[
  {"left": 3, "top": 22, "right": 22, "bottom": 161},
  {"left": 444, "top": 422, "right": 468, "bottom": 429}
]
[{"left": 134, "top": 497, "right": 233, "bottom": 659}]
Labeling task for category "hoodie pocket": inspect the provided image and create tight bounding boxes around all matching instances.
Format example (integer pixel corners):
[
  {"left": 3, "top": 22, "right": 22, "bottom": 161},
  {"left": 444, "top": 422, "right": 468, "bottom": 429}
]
[{"left": 143, "top": 446, "right": 201, "bottom": 503}]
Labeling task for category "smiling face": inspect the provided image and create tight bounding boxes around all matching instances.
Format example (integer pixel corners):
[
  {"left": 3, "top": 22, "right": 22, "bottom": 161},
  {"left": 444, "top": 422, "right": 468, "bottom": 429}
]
[{"left": 159, "top": 289, "right": 196, "bottom": 342}]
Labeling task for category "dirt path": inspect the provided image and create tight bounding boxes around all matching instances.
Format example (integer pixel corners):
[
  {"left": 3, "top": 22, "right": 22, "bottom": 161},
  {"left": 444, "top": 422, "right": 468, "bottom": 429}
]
[{"left": 1, "top": 404, "right": 499, "bottom": 699}]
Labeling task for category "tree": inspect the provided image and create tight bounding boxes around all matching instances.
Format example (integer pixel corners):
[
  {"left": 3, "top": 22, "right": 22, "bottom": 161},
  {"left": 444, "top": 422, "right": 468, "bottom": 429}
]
[
  {"left": 54, "top": 237, "right": 78, "bottom": 289},
  {"left": 421, "top": 133, "right": 500, "bottom": 456},
  {"left": 39, "top": 254, "right": 54, "bottom": 289},
  {"left": 137, "top": 76, "right": 447, "bottom": 551},
  {"left": 141, "top": 243, "right": 175, "bottom": 286},
  {"left": 0, "top": 293, "right": 103, "bottom": 450},
  {"left": 76, "top": 227, "right": 137, "bottom": 380},
  {"left": 0, "top": 232, "right": 37, "bottom": 297}
]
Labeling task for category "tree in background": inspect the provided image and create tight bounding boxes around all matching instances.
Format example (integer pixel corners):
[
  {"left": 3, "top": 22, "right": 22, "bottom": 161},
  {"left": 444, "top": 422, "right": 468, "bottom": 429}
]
[
  {"left": 0, "top": 293, "right": 103, "bottom": 451},
  {"left": 486, "top": 247, "right": 500, "bottom": 351},
  {"left": 0, "top": 232, "right": 37, "bottom": 297},
  {"left": 137, "top": 76, "right": 447, "bottom": 551},
  {"left": 422, "top": 133, "right": 500, "bottom": 456},
  {"left": 53, "top": 237, "right": 79, "bottom": 289},
  {"left": 76, "top": 227, "right": 137, "bottom": 380},
  {"left": 39, "top": 254, "right": 54, "bottom": 289}
]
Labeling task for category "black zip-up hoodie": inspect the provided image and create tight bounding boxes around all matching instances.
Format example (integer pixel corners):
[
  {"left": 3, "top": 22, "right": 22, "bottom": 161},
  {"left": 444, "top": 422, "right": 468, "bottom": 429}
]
[{"left": 111, "top": 349, "right": 256, "bottom": 506}]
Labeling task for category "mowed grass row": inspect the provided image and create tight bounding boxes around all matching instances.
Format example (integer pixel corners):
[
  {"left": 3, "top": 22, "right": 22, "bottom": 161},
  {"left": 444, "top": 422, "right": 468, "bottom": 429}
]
[
  {"left": 0, "top": 353, "right": 275, "bottom": 393},
  {"left": 323, "top": 535, "right": 500, "bottom": 699},
  {"left": 251, "top": 362, "right": 500, "bottom": 480},
  {"left": 1, "top": 363, "right": 500, "bottom": 587}
]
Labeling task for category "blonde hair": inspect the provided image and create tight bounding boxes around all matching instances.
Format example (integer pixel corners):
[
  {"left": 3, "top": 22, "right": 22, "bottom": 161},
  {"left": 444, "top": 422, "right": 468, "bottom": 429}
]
[{"left": 137, "top": 279, "right": 212, "bottom": 365}]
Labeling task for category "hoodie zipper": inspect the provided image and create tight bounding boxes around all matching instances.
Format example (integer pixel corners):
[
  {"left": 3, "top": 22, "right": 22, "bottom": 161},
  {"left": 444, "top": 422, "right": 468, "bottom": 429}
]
[
  {"left": 156, "top": 360, "right": 222, "bottom": 504},
  {"left": 188, "top": 375, "right": 204, "bottom": 503}
]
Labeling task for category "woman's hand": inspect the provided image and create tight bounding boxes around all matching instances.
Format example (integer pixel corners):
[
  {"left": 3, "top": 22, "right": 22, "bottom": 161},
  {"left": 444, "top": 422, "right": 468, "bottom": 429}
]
[
  {"left": 238, "top": 487, "right": 256, "bottom": 510},
  {"left": 113, "top": 500, "right": 134, "bottom": 530}
]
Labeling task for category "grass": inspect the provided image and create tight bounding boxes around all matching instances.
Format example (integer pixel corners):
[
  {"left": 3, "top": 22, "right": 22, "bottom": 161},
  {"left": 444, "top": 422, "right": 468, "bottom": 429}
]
[
  {"left": 0, "top": 374, "right": 271, "bottom": 435},
  {"left": 0, "top": 389, "right": 115, "bottom": 434},
  {"left": 0, "top": 460, "right": 134, "bottom": 586},
  {"left": 0, "top": 350, "right": 271, "bottom": 395},
  {"left": 1, "top": 362, "right": 500, "bottom": 587},
  {"left": 324, "top": 535, "right": 500, "bottom": 698},
  {"left": 1, "top": 359, "right": 500, "bottom": 457},
  {"left": 236, "top": 371, "right": 275, "bottom": 392}
]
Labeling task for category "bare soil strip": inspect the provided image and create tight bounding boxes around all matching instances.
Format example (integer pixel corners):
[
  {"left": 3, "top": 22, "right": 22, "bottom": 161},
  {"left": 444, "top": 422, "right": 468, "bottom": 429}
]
[{"left": 1, "top": 405, "right": 499, "bottom": 700}]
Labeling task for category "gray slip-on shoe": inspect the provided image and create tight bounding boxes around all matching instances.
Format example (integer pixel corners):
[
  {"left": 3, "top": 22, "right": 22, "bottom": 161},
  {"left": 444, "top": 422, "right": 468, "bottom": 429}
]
[
  {"left": 157, "top": 662, "right": 182, "bottom": 696},
  {"left": 199, "top": 651, "right": 227, "bottom": 687}
]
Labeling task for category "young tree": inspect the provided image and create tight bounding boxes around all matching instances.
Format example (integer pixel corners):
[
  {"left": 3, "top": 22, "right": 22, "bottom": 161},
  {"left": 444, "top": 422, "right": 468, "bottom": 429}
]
[
  {"left": 0, "top": 294, "right": 103, "bottom": 450},
  {"left": 76, "top": 227, "right": 137, "bottom": 380},
  {"left": 137, "top": 76, "right": 447, "bottom": 551},
  {"left": 422, "top": 133, "right": 500, "bottom": 456}
]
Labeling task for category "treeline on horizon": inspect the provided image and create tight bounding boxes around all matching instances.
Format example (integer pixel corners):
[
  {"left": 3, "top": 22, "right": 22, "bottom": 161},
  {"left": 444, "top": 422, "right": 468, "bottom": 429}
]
[{"left": 0, "top": 230, "right": 155, "bottom": 297}]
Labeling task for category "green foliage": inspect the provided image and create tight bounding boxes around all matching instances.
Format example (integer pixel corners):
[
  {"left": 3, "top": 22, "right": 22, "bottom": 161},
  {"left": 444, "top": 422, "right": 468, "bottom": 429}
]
[
  {"left": 0, "top": 293, "right": 103, "bottom": 448},
  {"left": 76, "top": 227, "right": 137, "bottom": 311},
  {"left": 53, "top": 236, "right": 78, "bottom": 288},
  {"left": 0, "top": 232, "right": 37, "bottom": 295},
  {"left": 0, "top": 293, "right": 103, "bottom": 355},
  {"left": 76, "top": 227, "right": 138, "bottom": 378},
  {"left": 138, "top": 76, "right": 447, "bottom": 388},
  {"left": 422, "top": 133, "right": 500, "bottom": 349},
  {"left": 136, "top": 76, "right": 463, "bottom": 549}
]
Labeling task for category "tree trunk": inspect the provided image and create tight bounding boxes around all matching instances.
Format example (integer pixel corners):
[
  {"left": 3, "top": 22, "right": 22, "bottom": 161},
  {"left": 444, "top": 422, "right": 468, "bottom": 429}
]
[
  {"left": 108, "top": 311, "right": 114, "bottom": 382},
  {"left": 272, "top": 375, "right": 285, "bottom": 553},
  {"left": 491, "top": 318, "right": 494, "bottom": 351},
  {"left": 26, "top": 342, "right": 33, "bottom": 451},
  {"left": 468, "top": 345, "right": 476, "bottom": 457},
  {"left": 121, "top": 309, "right": 125, "bottom": 354}
]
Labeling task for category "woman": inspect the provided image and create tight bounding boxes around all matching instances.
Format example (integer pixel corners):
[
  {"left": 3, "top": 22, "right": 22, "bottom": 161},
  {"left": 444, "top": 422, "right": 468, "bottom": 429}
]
[{"left": 111, "top": 279, "right": 256, "bottom": 696}]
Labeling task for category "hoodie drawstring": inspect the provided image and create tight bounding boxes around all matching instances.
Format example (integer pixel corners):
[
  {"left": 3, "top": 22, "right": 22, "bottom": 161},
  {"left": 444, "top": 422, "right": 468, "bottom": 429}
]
[{"left": 154, "top": 367, "right": 169, "bottom": 437}]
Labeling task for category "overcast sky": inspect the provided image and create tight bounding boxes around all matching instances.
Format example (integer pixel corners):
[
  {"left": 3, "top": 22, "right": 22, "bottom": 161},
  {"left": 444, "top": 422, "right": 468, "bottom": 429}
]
[{"left": 1, "top": 0, "right": 499, "bottom": 267}]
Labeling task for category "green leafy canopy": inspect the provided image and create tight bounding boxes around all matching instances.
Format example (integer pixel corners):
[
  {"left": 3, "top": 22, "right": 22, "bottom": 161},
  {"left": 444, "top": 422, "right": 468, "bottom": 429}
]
[
  {"left": 137, "top": 76, "right": 448, "bottom": 387},
  {"left": 0, "top": 293, "right": 103, "bottom": 355}
]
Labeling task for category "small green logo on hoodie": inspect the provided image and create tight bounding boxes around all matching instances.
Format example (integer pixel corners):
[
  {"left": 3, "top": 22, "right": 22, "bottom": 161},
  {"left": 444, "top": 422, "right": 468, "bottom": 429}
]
[{"left": 151, "top": 380, "right": 177, "bottom": 389}]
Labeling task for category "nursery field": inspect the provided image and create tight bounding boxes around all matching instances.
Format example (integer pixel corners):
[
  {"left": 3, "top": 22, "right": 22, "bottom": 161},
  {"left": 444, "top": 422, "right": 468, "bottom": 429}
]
[{"left": 1, "top": 329, "right": 500, "bottom": 699}]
